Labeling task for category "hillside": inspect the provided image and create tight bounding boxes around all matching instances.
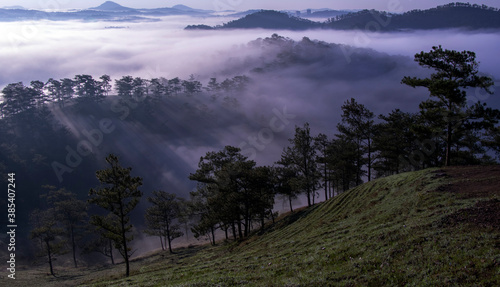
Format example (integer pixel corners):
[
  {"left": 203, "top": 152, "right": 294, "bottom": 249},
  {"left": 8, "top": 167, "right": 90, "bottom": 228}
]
[
  {"left": 90, "top": 1, "right": 135, "bottom": 11},
  {"left": 188, "top": 10, "right": 321, "bottom": 30},
  {"left": 186, "top": 3, "right": 500, "bottom": 31},
  {"left": 222, "top": 10, "right": 320, "bottom": 30},
  {"left": 10, "top": 166, "right": 500, "bottom": 286},
  {"left": 327, "top": 3, "right": 500, "bottom": 30}
]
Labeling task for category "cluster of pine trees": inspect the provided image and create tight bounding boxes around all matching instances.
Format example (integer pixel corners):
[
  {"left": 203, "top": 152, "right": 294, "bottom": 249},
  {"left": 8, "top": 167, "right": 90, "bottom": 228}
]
[{"left": 0, "top": 74, "right": 250, "bottom": 115}]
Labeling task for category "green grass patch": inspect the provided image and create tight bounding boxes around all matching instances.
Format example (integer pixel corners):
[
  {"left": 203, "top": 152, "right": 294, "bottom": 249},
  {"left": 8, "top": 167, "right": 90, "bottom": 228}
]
[{"left": 12, "top": 167, "right": 500, "bottom": 286}]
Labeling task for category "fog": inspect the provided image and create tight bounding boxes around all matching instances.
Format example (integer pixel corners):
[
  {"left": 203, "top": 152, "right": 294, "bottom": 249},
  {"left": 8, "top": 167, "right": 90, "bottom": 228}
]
[
  {"left": 2, "top": 17, "right": 500, "bottom": 191},
  {"left": 2, "top": 14, "right": 500, "bottom": 258},
  {"left": 2, "top": 17, "right": 499, "bottom": 86}
]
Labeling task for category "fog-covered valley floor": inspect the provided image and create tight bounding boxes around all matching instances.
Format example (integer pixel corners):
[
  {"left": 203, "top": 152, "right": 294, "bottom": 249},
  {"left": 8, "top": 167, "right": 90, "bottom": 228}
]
[{"left": 1, "top": 15, "right": 500, "bottom": 257}]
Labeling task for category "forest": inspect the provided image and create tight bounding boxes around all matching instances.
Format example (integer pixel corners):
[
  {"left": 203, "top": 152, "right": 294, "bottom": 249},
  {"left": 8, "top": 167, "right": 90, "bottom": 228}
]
[
  {"left": 186, "top": 3, "right": 500, "bottom": 31},
  {"left": 1, "top": 39, "right": 500, "bottom": 277}
]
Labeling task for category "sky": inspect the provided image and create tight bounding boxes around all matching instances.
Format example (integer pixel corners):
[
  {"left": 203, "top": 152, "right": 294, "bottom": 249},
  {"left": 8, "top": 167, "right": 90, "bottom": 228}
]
[{"left": 3, "top": 0, "right": 500, "bottom": 12}]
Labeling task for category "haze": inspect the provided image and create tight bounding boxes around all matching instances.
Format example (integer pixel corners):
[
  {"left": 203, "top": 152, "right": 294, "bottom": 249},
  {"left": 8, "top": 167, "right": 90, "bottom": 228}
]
[
  {"left": 2, "top": 3, "right": 500, "bottom": 259},
  {"left": 2, "top": 17, "right": 499, "bottom": 170},
  {"left": 3, "top": 0, "right": 500, "bottom": 12}
]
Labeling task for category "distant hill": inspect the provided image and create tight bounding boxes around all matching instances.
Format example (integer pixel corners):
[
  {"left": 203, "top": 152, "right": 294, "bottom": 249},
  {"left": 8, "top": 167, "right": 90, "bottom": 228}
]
[
  {"left": 2, "top": 6, "right": 25, "bottom": 10},
  {"left": 172, "top": 4, "right": 213, "bottom": 13},
  {"left": 327, "top": 3, "right": 500, "bottom": 30},
  {"left": 188, "top": 10, "right": 321, "bottom": 31},
  {"left": 222, "top": 10, "right": 320, "bottom": 30},
  {"left": 0, "top": 1, "right": 213, "bottom": 22},
  {"left": 90, "top": 1, "right": 135, "bottom": 11},
  {"left": 306, "top": 9, "right": 352, "bottom": 18},
  {"left": 186, "top": 3, "right": 500, "bottom": 31}
]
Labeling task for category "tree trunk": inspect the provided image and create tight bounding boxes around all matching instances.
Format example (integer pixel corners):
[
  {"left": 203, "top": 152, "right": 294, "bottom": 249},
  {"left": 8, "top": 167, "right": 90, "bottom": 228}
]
[
  {"left": 210, "top": 226, "right": 215, "bottom": 246},
  {"left": 46, "top": 239, "right": 55, "bottom": 277},
  {"left": 288, "top": 196, "right": 293, "bottom": 212},
  {"left": 237, "top": 219, "right": 243, "bottom": 239},
  {"left": 109, "top": 239, "right": 115, "bottom": 265},
  {"left": 159, "top": 234, "right": 164, "bottom": 251},
  {"left": 166, "top": 226, "right": 173, "bottom": 254},
  {"left": 368, "top": 137, "right": 372, "bottom": 181},
  {"left": 232, "top": 223, "right": 237, "bottom": 241},
  {"left": 71, "top": 225, "right": 77, "bottom": 268},
  {"left": 445, "top": 122, "right": 451, "bottom": 166},
  {"left": 324, "top": 163, "right": 328, "bottom": 201},
  {"left": 244, "top": 205, "right": 250, "bottom": 237},
  {"left": 119, "top": 209, "right": 130, "bottom": 277}
]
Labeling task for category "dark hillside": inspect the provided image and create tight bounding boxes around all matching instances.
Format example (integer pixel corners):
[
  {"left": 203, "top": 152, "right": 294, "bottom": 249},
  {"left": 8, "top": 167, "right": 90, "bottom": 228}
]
[
  {"left": 221, "top": 10, "right": 321, "bottom": 30},
  {"left": 10, "top": 166, "right": 499, "bottom": 286},
  {"left": 327, "top": 3, "right": 500, "bottom": 30}
]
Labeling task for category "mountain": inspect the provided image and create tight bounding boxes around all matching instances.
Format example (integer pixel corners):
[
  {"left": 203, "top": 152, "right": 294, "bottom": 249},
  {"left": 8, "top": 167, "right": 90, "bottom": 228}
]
[
  {"left": 222, "top": 10, "right": 320, "bottom": 30},
  {"left": 186, "top": 3, "right": 500, "bottom": 31},
  {"left": 2, "top": 6, "right": 25, "bottom": 10},
  {"left": 172, "top": 4, "right": 213, "bottom": 13},
  {"left": 16, "top": 166, "right": 500, "bottom": 285},
  {"left": 0, "top": 1, "right": 214, "bottom": 22},
  {"left": 327, "top": 3, "right": 500, "bottom": 30},
  {"left": 190, "top": 10, "right": 321, "bottom": 30},
  {"left": 90, "top": 1, "right": 135, "bottom": 11},
  {"left": 306, "top": 9, "right": 352, "bottom": 18}
]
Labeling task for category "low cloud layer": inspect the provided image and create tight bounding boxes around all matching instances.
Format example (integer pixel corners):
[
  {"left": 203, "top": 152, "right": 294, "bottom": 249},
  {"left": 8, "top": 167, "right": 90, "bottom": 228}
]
[{"left": 1, "top": 16, "right": 500, "bottom": 198}]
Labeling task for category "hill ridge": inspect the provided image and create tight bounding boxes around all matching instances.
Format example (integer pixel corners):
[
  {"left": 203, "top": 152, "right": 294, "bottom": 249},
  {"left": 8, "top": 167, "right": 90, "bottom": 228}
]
[
  {"left": 90, "top": 1, "right": 135, "bottom": 11},
  {"left": 16, "top": 166, "right": 498, "bottom": 286},
  {"left": 186, "top": 4, "right": 500, "bottom": 31}
]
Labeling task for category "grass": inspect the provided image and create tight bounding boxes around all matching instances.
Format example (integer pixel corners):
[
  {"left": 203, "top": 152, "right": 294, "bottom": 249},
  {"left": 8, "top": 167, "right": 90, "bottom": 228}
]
[{"left": 9, "top": 166, "right": 500, "bottom": 286}]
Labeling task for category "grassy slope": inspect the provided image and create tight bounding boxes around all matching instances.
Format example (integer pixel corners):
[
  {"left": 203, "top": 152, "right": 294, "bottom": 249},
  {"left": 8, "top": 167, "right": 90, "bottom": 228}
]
[{"left": 11, "top": 166, "right": 500, "bottom": 286}]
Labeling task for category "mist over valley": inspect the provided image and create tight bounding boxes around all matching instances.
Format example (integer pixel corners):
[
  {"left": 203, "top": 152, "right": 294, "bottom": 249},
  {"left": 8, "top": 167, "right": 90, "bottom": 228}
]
[{"left": 1, "top": 2, "right": 500, "bottom": 284}]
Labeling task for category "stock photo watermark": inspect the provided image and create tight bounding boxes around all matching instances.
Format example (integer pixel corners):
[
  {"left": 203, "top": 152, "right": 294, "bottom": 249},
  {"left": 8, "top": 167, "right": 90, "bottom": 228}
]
[
  {"left": 6, "top": 173, "right": 16, "bottom": 279},
  {"left": 239, "top": 106, "right": 296, "bottom": 161},
  {"left": 341, "top": 0, "right": 404, "bottom": 63},
  {"left": 213, "top": 0, "right": 244, "bottom": 12},
  {"left": 8, "top": 0, "right": 72, "bottom": 53}
]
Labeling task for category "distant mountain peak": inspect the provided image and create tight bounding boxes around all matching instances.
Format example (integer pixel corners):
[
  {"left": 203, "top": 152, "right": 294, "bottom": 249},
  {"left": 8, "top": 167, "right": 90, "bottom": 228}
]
[
  {"left": 2, "top": 5, "right": 25, "bottom": 10},
  {"left": 171, "top": 4, "right": 213, "bottom": 13},
  {"left": 172, "top": 4, "right": 194, "bottom": 11},
  {"left": 90, "top": 1, "right": 134, "bottom": 11}
]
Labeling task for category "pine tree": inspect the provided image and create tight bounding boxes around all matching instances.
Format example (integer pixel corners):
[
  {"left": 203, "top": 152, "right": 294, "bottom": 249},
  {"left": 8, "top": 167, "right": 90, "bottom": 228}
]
[
  {"left": 278, "top": 123, "right": 320, "bottom": 207},
  {"left": 43, "top": 187, "right": 87, "bottom": 268},
  {"left": 30, "top": 208, "right": 66, "bottom": 277},
  {"left": 144, "top": 191, "right": 184, "bottom": 253},
  {"left": 336, "top": 98, "right": 375, "bottom": 183},
  {"left": 402, "top": 45, "right": 495, "bottom": 166},
  {"left": 88, "top": 154, "right": 142, "bottom": 277}
]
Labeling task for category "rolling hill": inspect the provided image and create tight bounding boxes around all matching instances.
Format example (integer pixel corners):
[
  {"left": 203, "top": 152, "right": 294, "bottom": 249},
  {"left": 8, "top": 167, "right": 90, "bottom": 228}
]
[
  {"left": 90, "top": 1, "right": 136, "bottom": 11},
  {"left": 186, "top": 10, "right": 321, "bottom": 30},
  {"left": 221, "top": 10, "right": 320, "bottom": 30},
  {"left": 11, "top": 165, "right": 500, "bottom": 286},
  {"left": 327, "top": 3, "right": 500, "bottom": 30},
  {"left": 186, "top": 3, "right": 500, "bottom": 31}
]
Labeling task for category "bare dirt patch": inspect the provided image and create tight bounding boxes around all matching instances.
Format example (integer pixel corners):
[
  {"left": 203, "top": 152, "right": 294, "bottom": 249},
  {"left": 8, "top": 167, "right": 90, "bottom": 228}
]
[
  {"left": 439, "top": 198, "right": 500, "bottom": 230},
  {"left": 432, "top": 165, "right": 500, "bottom": 199},
  {"left": 433, "top": 166, "right": 500, "bottom": 230}
]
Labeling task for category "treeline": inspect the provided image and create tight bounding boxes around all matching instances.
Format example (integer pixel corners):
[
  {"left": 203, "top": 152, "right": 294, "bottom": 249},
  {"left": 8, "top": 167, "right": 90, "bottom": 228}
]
[
  {"left": 186, "top": 3, "right": 500, "bottom": 31},
  {"left": 29, "top": 152, "right": 276, "bottom": 277},
  {"left": 324, "top": 3, "right": 500, "bottom": 30},
  {"left": 0, "top": 74, "right": 250, "bottom": 116}
]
